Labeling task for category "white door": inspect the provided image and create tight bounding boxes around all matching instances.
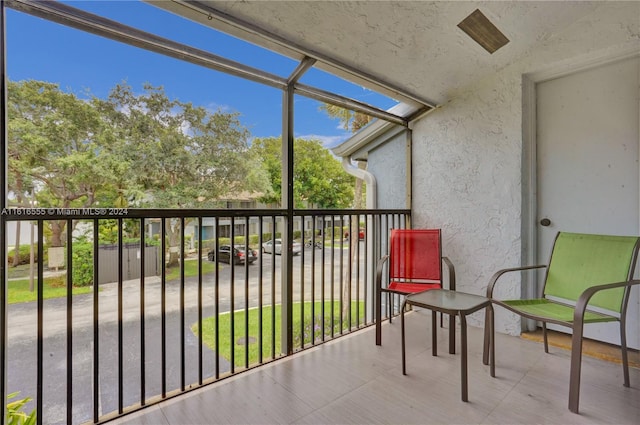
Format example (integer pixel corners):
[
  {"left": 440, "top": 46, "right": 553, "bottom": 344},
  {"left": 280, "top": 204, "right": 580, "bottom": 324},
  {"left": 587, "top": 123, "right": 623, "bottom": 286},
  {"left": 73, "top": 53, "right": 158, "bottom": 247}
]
[{"left": 536, "top": 56, "right": 640, "bottom": 348}]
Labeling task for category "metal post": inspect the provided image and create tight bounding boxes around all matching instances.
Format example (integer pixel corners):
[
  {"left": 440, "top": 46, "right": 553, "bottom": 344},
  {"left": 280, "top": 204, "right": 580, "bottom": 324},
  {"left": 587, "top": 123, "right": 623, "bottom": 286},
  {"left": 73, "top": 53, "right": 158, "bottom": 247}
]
[
  {"left": 0, "top": 1, "right": 7, "bottom": 422},
  {"left": 278, "top": 57, "right": 313, "bottom": 356},
  {"left": 281, "top": 83, "right": 294, "bottom": 355}
]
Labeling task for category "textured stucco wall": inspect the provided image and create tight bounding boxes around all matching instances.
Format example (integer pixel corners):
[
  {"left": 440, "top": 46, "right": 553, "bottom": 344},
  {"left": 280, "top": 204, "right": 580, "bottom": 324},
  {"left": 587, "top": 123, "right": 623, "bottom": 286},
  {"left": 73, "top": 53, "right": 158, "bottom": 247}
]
[
  {"left": 368, "top": 131, "right": 408, "bottom": 210},
  {"left": 411, "top": 3, "right": 640, "bottom": 333}
]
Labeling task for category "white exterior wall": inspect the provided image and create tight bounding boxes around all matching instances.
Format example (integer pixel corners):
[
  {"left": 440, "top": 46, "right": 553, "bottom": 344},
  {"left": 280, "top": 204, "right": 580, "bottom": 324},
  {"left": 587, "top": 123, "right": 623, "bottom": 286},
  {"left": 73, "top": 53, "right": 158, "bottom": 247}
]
[
  {"left": 411, "top": 3, "right": 640, "bottom": 334},
  {"left": 5, "top": 222, "right": 39, "bottom": 249},
  {"left": 367, "top": 131, "right": 408, "bottom": 210}
]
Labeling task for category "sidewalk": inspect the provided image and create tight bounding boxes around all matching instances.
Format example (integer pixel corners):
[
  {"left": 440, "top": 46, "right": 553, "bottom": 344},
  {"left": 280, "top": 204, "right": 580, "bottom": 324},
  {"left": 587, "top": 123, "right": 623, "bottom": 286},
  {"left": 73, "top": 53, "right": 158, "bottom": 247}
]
[{"left": 7, "top": 269, "right": 67, "bottom": 281}]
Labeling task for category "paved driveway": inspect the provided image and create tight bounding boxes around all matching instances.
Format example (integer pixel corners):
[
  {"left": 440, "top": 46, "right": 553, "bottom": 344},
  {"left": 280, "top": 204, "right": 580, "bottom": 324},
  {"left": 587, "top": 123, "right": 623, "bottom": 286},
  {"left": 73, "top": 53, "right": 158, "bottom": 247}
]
[{"left": 5, "top": 245, "right": 367, "bottom": 423}]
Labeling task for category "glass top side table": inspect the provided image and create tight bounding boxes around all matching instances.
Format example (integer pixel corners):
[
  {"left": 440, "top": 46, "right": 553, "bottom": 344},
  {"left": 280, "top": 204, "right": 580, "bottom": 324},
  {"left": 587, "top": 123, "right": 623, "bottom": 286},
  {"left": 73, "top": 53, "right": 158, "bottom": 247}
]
[{"left": 400, "top": 289, "right": 495, "bottom": 402}]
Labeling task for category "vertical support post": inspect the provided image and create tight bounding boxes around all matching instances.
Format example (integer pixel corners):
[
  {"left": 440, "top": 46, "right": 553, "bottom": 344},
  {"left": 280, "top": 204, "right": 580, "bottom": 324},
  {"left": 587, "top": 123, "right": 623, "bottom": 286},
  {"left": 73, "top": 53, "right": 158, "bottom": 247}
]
[
  {"left": 160, "top": 220, "right": 166, "bottom": 397},
  {"left": 279, "top": 57, "right": 314, "bottom": 355},
  {"left": 281, "top": 83, "right": 294, "bottom": 355},
  {"left": 66, "top": 220, "right": 73, "bottom": 423},
  {"left": 36, "top": 223, "right": 43, "bottom": 425},
  {"left": 117, "top": 219, "right": 124, "bottom": 414},
  {"left": 140, "top": 218, "right": 146, "bottom": 404},
  {"left": 92, "top": 220, "right": 99, "bottom": 422},
  {"left": 0, "top": 2, "right": 7, "bottom": 422}
]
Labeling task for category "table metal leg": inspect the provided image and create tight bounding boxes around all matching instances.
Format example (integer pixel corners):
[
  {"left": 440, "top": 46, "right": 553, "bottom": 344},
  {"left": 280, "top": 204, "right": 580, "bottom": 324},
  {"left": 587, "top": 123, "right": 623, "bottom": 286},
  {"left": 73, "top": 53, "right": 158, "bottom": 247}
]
[
  {"left": 432, "top": 310, "right": 437, "bottom": 356},
  {"left": 449, "top": 314, "right": 456, "bottom": 354}
]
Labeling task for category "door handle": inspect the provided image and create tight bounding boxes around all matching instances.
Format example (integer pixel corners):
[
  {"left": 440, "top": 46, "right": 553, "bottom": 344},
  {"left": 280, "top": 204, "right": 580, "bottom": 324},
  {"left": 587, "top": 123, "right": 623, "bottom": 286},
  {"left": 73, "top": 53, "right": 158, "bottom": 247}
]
[{"left": 540, "top": 218, "right": 551, "bottom": 227}]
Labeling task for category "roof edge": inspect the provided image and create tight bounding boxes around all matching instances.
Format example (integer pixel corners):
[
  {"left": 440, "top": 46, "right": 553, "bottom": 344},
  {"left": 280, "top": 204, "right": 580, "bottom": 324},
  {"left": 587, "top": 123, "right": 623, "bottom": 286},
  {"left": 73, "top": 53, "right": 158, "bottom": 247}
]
[{"left": 331, "top": 103, "right": 419, "bottom": 158}]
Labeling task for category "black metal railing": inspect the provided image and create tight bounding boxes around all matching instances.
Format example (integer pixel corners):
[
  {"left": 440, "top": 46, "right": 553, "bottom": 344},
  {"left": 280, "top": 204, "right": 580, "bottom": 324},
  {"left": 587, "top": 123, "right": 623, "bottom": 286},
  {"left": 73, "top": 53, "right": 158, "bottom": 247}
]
[{"left": 0, "top": 208, "right": 409, "bottom": 424}]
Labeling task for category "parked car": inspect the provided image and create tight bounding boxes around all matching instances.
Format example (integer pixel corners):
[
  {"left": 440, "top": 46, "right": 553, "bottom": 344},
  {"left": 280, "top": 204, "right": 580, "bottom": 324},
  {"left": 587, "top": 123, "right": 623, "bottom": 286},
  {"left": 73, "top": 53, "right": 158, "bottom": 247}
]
[
  {"left": 262, "top": 239, "right": 302, "bottom": 255},
  {"left": 207, "top": 245, "right": 257, "bottom": 264}
]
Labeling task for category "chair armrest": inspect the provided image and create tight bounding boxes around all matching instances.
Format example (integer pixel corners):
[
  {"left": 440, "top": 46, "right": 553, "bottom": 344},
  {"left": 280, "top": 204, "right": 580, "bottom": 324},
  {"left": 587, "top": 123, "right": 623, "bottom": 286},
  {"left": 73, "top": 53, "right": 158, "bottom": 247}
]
[
  {"left": 486, "top": 264, "right": 547, "bottom": 298},
  {"left": 574, "top": 279, "right": 640, "bottom": 324},
  {"left": 375, "top": 255, "right": 390, "bottom": 292},
  {"left": 442, "top": 256, "right": 456, "bottom": 291}
]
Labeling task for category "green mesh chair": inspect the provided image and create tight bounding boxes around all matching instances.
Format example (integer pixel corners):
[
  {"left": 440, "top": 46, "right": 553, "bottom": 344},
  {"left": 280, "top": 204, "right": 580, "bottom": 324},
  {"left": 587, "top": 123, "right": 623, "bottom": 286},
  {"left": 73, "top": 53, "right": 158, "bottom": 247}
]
[{"left": 482, "top": 232, "right": 640, "bottom": 414}]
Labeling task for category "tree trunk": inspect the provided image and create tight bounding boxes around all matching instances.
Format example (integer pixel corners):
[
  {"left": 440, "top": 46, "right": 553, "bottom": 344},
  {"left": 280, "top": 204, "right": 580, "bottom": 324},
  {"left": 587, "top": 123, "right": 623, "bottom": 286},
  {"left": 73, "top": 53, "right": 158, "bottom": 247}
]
[
  {"left": 12, "top": 221, "right": 21, "bottom": 267},
  {"left": 29, "top": 221, "right": 35, "bottom": 292},
  {"left": 49, "top": 220, "right": 66, "bottom": 247},
  {"left": 165, "top": 218, "right": 180, "bottom": 268},
  {"left": 164, "top": 218, "right": 192, "bottom": 269},
  {"left": 12, "top": 182, "right": 24, "bottom": 267}
]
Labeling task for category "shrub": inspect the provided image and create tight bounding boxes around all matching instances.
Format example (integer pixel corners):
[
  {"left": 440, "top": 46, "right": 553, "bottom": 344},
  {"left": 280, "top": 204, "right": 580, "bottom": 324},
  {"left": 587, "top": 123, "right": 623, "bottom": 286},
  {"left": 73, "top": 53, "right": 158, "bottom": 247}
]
[
  {"left": 260, "top": 232, "right": 280, "bottom": 241},
  {"left": 71, "top": 242, "right": 94, "bottom": 287},
  {"left": 7, "top": 245, "right": 40, "bottom": 266}
]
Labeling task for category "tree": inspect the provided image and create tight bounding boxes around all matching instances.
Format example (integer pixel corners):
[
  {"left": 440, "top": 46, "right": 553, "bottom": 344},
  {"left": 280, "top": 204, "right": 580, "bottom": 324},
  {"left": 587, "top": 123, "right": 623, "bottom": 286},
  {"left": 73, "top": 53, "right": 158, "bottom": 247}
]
[
  {"left": 319, "top": 104, "right": 372, "bottom": 137},
  {"left": 320, "top": 104, "right": 372, "bottom": 207},
  {"left": 320, "top": 105, "right": 373, "bottom": 319},
  {"left": 7, "top": 80, "right": 272, "bottom": 268},
  {"left": 7, "top": 80, "right": 126, "bottom": 247},
  {"left": 97, "top": 83, "right": 271, "bottom": 265},
  {"left": 250, "top": 137, "right": 354, "bottom": 209}
]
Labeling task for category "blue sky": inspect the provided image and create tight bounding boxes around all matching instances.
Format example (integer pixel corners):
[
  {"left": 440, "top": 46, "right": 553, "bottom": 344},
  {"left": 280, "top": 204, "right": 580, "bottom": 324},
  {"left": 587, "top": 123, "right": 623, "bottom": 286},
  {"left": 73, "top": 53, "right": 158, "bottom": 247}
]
[{"left": 7, "top": 1, "right": 398, "bottom": 148}]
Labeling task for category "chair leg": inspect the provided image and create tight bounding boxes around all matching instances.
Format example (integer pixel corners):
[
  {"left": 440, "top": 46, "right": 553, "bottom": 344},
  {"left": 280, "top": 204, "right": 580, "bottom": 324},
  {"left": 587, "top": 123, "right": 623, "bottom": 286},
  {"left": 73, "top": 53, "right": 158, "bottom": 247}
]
[
  {"left": 376, "top": 288, "right": 382, "bottom": 345},
  {"left": 388, "top": 293, "right": 393, "bottom": 323},
  {"left": 542, "top": 322, "right": 549, "bottom": 353},
  {"left": 488, "top": 305, "right": 495, "bottom": 378},
  {"left": 401, "top": 300, "right": 408, "bottom": 375},
  {"left": 568, "top": 324, "right": 584, "bottom": 413},
  {"left": 620, "top": 320, "right": 630, "bottom": 387},
  {"left": 483, "top": 307, "right": 490, "bottom": 365}
]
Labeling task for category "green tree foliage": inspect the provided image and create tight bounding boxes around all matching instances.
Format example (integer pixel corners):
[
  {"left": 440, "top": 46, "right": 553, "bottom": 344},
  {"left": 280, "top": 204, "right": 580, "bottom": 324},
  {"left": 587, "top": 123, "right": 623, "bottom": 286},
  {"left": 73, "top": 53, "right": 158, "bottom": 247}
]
[
  {"left": 8, "top": 80, "right": 126, "bottom": 247},
  {"left": 94, "top": 83, "right": 270, "bottom": 265},
  {"left": 320, "top": 104, "right": 373, "bottom": 319},
  {"left": 320, "top": 104, "right": 372, "bottom": 209},
  {"left": 250, "top": 137, "right": 354, "bottom": 208},
  {"left": 7, "top": 80, "right": 271, "bottom": 266},
  {"left": 95, "top": 83, "right": 269, "bottom": 208},
  {"left": 319, "top": 104, "right": 372, "bottom": 134}
]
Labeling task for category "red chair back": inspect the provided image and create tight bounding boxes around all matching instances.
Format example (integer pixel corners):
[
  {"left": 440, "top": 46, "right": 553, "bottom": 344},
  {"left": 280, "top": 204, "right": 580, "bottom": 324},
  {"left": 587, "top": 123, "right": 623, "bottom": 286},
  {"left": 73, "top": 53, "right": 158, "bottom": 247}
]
[{"left": 389, "top": 229, "right": 442, "bottom": 283}]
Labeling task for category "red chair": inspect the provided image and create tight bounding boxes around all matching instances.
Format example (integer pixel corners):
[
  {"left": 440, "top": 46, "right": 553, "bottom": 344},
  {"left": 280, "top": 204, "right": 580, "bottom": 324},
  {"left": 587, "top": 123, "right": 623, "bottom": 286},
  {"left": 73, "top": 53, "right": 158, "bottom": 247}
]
[{"left": 375, "top": 229, "right": 456, "bottom": 351}]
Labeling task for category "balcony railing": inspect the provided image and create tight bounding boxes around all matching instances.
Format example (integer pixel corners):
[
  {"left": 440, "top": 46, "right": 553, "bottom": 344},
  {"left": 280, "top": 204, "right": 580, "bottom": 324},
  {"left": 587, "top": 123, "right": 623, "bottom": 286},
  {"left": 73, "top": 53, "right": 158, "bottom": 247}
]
[{"left": 0, "top": 208, "right": 409, "bottom": 424}]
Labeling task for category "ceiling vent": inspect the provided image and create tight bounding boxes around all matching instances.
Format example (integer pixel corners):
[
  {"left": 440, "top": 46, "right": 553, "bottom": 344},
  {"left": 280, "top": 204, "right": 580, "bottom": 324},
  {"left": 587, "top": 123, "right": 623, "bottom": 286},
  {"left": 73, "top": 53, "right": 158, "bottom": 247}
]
[{"left": 458, "top": 9, "right": 509, "bottom": 54}]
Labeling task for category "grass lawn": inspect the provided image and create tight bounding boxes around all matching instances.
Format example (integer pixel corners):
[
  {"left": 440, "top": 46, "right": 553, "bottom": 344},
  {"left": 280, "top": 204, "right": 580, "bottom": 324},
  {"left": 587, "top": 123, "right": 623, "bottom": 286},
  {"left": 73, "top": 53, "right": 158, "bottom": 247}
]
[
  {"left": 193, "top": 301, "right": 365, "bottom": 367},
  {"left": 165, "top": 258, "right": 215, "bottom": 281},
  {"left": 7, "top": 256, "right": 215, "bottom": 304},
  {"left": 8, "top": 276, "right": 92, "bottom": 304}
]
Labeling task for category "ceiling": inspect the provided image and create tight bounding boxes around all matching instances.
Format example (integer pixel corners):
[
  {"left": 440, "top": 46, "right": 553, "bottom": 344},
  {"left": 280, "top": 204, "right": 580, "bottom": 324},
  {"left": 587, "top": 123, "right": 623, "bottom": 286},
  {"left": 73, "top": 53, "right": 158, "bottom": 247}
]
[{"left": 149, "top": 1, "right": 604, "bottom": 108}]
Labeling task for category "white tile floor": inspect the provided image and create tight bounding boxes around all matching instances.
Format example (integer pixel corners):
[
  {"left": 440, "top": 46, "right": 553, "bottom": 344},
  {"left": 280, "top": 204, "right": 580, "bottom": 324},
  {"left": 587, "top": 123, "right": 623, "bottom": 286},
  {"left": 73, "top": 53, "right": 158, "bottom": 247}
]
[{"left": 111, "top": 309, "right": 640, "bottom": 424}]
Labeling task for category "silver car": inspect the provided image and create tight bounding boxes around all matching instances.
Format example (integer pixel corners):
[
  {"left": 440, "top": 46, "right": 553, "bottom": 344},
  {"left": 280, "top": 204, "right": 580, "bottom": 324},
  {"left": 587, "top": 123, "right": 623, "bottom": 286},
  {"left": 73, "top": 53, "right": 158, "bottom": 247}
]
[{"left": 262, "top": 239, "right": 301, "bottom": 255}]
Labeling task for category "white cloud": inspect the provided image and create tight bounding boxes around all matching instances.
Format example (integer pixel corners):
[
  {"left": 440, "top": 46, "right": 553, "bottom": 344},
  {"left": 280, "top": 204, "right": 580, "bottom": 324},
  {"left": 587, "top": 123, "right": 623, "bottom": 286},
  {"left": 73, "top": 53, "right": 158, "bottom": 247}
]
[
  {"left": 205, "top": 102, "right": 234, "bottom": 114},
  {"left": 297, "top": 133, "right": 351, "bottom": 149}
]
